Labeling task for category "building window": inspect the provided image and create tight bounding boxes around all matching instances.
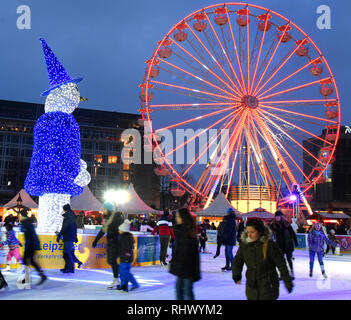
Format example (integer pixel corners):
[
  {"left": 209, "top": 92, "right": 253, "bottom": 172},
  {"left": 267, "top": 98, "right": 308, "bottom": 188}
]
[
  {"left": 94, "top": 155, "right": 103, "bottom": 163},
  {"left": 123, "top": 171, "right": 129, "bottom": 181},
  {"left": 108, "top": 156, "right": 118, "bottom": 164}
]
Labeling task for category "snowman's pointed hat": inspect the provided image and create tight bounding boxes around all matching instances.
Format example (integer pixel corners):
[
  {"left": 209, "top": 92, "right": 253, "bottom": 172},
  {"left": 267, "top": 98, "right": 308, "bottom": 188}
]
[{"left": 40, "top": 38, "right": 83, "bottom": 96}]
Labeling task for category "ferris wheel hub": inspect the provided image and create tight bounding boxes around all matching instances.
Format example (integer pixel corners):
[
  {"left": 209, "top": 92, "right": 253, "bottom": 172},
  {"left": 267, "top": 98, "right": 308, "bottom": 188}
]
[{"left": 241, "top": 95, "right": 259, "bottom": 109}]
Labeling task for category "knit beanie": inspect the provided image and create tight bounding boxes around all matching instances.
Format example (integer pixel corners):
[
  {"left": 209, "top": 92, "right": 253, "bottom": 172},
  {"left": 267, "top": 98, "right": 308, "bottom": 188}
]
[
  {"left": 119, "top": 219, "right": 131, "bottom": 233},
  {"left": 102, "top": 202, "right": 114, "bottom": 212}
]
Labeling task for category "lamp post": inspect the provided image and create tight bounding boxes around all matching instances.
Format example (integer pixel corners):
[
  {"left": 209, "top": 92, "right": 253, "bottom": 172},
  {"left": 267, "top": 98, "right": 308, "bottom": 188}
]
[{"left": 290, "top": 185, "right": 300, "bottom": 224}]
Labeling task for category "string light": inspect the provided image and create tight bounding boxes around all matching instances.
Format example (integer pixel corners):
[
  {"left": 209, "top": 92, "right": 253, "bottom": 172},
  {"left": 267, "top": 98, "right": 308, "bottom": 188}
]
[{"left": 24, "top": 38, "right": 90, "bottom": 233}]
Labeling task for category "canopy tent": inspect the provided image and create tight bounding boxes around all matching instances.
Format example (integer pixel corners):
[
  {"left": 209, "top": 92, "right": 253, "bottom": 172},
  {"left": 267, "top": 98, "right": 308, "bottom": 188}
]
[
  {"left": 116, "top": 184, "right": 162, "bottom": 215},
  {"left": 70, "top": 186, "right": 103, "bottom": 212},
  {"left": 2, "top": 189, "right": 38, "bottom": 209},
  {"left": 195, "top": 192, "right": 241, "bottom": 217},
  {"left": 241, "top": 207, "right": 275, "bottom": 220}
]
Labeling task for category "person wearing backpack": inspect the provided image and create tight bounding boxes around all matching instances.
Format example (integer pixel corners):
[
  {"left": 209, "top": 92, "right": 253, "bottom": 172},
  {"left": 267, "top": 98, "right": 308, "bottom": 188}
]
[{"left": 232, "top": 219, "right": 293, "bottom": 300}]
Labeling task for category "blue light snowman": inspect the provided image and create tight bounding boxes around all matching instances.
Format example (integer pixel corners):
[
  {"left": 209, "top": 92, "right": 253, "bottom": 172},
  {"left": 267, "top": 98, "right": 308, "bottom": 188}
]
[{"left": 25, "top": 39, "right": 90, "bottom": 233}]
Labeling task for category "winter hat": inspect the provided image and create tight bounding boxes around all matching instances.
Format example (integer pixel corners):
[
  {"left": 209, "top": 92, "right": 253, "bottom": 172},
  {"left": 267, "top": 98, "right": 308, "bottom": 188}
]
[
  {"left": 330, "top": 229, "right": 335, "bottom": 234},
  {"left": 275, "top": 210, "right": 284, "bottom": 217},
  {"left": 20, "top": 208, "right": 29, "bottom": 217},
  {"left": 227, "top": 208, "right": 235, "bottom": 214},
  {"left": 119, "top": 219, "right": 131, "bottom": 233},
  {"left": 102, "top": 202, "right": 114, "bottom": 212},
  {"left": 63, "top": 204, "right": 71, "bottom": 212}
]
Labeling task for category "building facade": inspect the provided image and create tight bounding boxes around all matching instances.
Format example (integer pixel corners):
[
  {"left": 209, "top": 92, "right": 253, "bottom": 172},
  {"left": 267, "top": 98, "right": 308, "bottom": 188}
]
[
  {"left": 0, "top": 100, "right": 160, "bottom": 209},
  {"left": 303, "top": 126, "right": 351, "bottom": 213}
]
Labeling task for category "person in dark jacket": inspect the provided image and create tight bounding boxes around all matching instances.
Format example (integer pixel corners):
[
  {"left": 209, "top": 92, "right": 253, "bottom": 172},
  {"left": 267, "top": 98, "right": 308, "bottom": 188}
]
[
  {"left": 232, "top": 219, "right": 293, "bottom": 300},
  {"left": 221, "top": 208, "right": 237, "bottom": 271},
  {"left": 213, "top": 220, "right": 225, "bottom": 259},
  {"left": 17, "top": 209, "right": 47, "bottom": 289},
  {"left": 56, "top": 204, "right": 81, "bottom": 273},
  {"left": 76, "top": 211, "right": 85, "bottom": 229},
  {"left": 326, "top": 229, "right": 339, "bottom": 255},
  {"left": 169, "top": 208, "right": 201, "bottom": 300},
  {"left": 0, "top": 270, "right": 8, "bottom": 290},
  {"left": 236, "top": 218, "right": 246, "bottom": 244},
  {"left": 151, "top": 210, "right": 175, "bottom": 266},
  {"left": 270, "top": 211, "right": 298, "bottom": 279},
  {"left": 116, "top": 219, "right": 139, "bottom": 292},
  {"left": 198, "top": 228, "right": 208, "bottom": 253},
  {"left": 92, "top": 202, "right": 124, "bottom": 289}
]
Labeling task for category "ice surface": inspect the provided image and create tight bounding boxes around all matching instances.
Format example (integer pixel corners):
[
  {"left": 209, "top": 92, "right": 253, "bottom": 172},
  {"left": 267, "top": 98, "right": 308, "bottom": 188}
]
[{"left": 1, "top": 244, "right": 351, "bottom": 300}]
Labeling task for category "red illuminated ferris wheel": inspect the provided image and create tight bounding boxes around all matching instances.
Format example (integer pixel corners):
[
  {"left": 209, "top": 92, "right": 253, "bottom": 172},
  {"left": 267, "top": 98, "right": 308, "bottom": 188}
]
[{"left": 138, "top": 3, "right": 340, "bottom": 211}]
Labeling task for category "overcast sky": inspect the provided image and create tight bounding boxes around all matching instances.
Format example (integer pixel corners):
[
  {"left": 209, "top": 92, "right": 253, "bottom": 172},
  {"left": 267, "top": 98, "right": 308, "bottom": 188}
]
[{"left": 0, "top": 0, "right": 350, "bottom": 124}]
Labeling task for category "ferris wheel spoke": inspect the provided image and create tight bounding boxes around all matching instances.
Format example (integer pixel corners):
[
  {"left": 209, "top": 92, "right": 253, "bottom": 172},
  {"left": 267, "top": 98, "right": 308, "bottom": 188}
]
[
  {"left": 158, "top": 57, "right": 238, "bottom": 98},
  {"left": 150, "top": 102, "right": 236, "bottom": 111},
  {"left": 259, "top": 77, "right": 330, "bottom": 101},
  {"left": 226, "top": 9, "right": 247, "bottom": 94},
  {"left": 155, "top": 105, "right": 237, "bottom": 133},
  {"left": 201, "top": 14, "right": 245, "bottom": 95},
  {"left": 251, "top": 24, "right": 290, "bottom": 95},
  {"left": 259, "top": 108, "right": 333, "bottom": 147},
  {"left": 253, "top": 39, "right": 306, "bottom": 96},
  {"left": 257, "top": 57, "right": 322, "bottom": 98},
  {"left": 259, "top": 104, "right": 338, "bottom": 124},
  {"left": 169, "top": 37, "right": 240, "bottom": 96},
  {"left": 186, "top": 19, "right": 243, "bottom": 96},
  {"left": 162, "top": 109, "right": 238, "bottom": 158},
  {"left": 181, "top": 112, "right": 238, "bottom": 177},
  {"left": 259, "top": 113, "right": 315, "bottom": 182},
  {"left": 250, "top": 13, "right": 270, "bottom": 94},
  {"left": 150, "top": 80, "right": 238, "bottom": 102}
]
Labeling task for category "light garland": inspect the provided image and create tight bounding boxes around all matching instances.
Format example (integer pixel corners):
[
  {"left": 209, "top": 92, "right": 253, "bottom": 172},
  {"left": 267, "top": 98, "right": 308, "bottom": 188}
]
[{"left": 24, "top": 38, "right": 90, "bottom": 233}]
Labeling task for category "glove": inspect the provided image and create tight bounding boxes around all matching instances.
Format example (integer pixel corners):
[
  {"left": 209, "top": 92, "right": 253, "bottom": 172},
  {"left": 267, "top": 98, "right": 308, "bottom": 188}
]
[
  {"left": 92, "top": 240, "right": 97, "bottom": 248},
  {"left": 19, "top": 242, "right": 23, "bottom": 247},
  {"left": 56, "top": 237, "right": 60, "bottom": 243},
  {"left": 75, "top": 238, "right": 78, "bottom": 244}
]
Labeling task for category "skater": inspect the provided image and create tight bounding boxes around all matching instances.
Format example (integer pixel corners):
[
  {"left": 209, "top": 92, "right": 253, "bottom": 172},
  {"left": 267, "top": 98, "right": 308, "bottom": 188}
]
[
  {"left": 232, "top": 219, "right": 293, "bottom": 300},
  {"left": 92, "top": 202, "right": 124, "bottom": 289},
  {"left": 308, "top": 222, "right": 337, "bottom": 278},
  {"left": 0, "top": 270, "right": 8, "bottom": 291},
  {"left": 236, "top": 218, "right": 246, "bottom": 244},
  {"left": 0, "top": 221, "right": 23, "bottom": 272},
  {"left": 151, "top": 210, "right": 175, "bottom": 266},
  {"left": 56, "top": 204, "right": 81, "bottom": 273},
  {"left": 213, "top": 219, "right": 225, "bottom": 259},
  {"left": 221, "top": 208, "right": 237, "bottom": 271},
  {"left": 198, "top": 228, "right": 208, "bottom": 253},
  {"left": 117, "top": 219, "right": 139, "bottom": 292},
  {"left": 169, "top": 208, "right": 201, "bottom": 300},
  {"left": 326, "top": 229, "right": 339, "bottom": 255},
  {"left": 76, "top": 211, "right": 85, "bottom": 229},
  {"left": 139, "top": 220, "right": 154, "bottom": 233},
  {"left": 18, "top": 209, "right": 47, "bottom": 289},
  {"left": 270, "top": 211, "right": 298, "bottom": 279}
]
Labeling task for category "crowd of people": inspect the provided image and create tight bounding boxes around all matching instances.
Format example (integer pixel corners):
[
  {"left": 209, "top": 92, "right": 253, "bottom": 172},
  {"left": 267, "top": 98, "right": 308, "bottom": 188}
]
[{"left": 0, "top": 204, "right": 347, "bottom": 300}]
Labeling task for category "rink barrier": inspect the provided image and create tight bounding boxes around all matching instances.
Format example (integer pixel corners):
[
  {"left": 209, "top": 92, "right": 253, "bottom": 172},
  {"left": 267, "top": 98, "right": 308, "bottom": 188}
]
[{"left": 0, "top": 228, "right": 160, "bottom": 269}]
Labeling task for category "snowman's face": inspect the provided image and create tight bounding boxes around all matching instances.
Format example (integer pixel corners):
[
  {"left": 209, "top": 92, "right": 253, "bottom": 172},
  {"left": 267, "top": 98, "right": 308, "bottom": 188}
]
[{"left": 45, "top": 82, "right": 80, "bottom": 114}]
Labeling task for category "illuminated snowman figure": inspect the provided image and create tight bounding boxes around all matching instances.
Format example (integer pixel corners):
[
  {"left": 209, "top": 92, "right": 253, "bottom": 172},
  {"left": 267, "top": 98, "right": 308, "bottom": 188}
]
[{"left": 25, "top": 38, "right": 90, "bottom": 233}]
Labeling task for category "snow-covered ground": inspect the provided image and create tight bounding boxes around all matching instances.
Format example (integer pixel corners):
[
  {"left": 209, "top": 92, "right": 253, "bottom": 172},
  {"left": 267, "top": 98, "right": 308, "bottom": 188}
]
[{"left": 1, "top": 244, "right": 351, "bottom": 300}]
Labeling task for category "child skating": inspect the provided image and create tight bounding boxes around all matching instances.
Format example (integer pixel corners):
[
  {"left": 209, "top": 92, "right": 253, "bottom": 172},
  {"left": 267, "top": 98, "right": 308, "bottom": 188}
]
[
  {"left": 0, "top": 222, "right": 24, "bottom": 273},
  {"left": 117, "top": 219, "right": 139, "bottom": 292}
]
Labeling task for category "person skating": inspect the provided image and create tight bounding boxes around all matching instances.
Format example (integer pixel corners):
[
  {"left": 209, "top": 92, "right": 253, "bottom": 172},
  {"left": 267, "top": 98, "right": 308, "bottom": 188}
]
[
  {"left": 0, "top": 270, "right": 8, "bottom": 291},
  {"left": 326, "top": 229, "right": 339, "bottom": 255},
  {"left": 116, "top": 220, "right": 139, "bottom": 292},
  {"left": 17, "top": 209, "right": 47, "bottom": 289},
  {"left": 232, "top": 219, "right": 293, "bottom": 300},
  {"left": 198, "top": 228, "right": 208, "bottom": 253},
  {"left": 270, "top": 211, "right": 298, "bottom": 279},
  {"left": 56, "top": 204, "right": 80, "bottom": 273},
  {"left": 0, "top": 221, "right": 24, "bottom": 273},
  {"left": 169, "top": 208, "right": 201, "bottom": 300},
  {"left": 92, "top": 202, "right": 124, "bottom": 289},
  {"left": 221, "top": 208, "right": 237, "bottom": 271},
  {"left": 213, "top": 219, "right": 225, "bottom": 259},
  {"left": 308, "top": 222, "right": 337, "bottom": 279},
  {"left": 151, "top": 210, "right": 175, "bottom": 266}
]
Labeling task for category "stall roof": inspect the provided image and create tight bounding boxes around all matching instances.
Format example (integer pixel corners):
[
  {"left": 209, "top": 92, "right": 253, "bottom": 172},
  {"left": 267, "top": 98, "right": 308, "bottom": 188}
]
[
  {"left": 240, "top": 208, "right": 275, "bottom": 220},
  {"left": 308, "top": 212, "right": 350, "bottom": 220},
  {"left": 70, "top": 186, "right": 103, "bottom": 211},
  {"left": 195, "top": 192, "right": 241, "bottom": 217},
  {"left": 117, "top": 184, "right": 162, "bottom": 215},
  {"left": 2, "top": 189, "right": 38, "bottom": 209}
]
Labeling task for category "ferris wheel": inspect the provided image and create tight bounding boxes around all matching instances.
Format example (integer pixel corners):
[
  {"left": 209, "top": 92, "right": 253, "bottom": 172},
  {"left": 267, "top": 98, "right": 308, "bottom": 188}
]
[{"left": 138, "top": 3, "right": 340, "bottom": 212}]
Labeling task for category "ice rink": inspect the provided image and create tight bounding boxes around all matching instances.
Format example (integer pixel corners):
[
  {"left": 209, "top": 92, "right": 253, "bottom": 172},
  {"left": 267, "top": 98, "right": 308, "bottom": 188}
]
[{"left": 1, "top": 244, "right": 351, "bottom": 300}]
